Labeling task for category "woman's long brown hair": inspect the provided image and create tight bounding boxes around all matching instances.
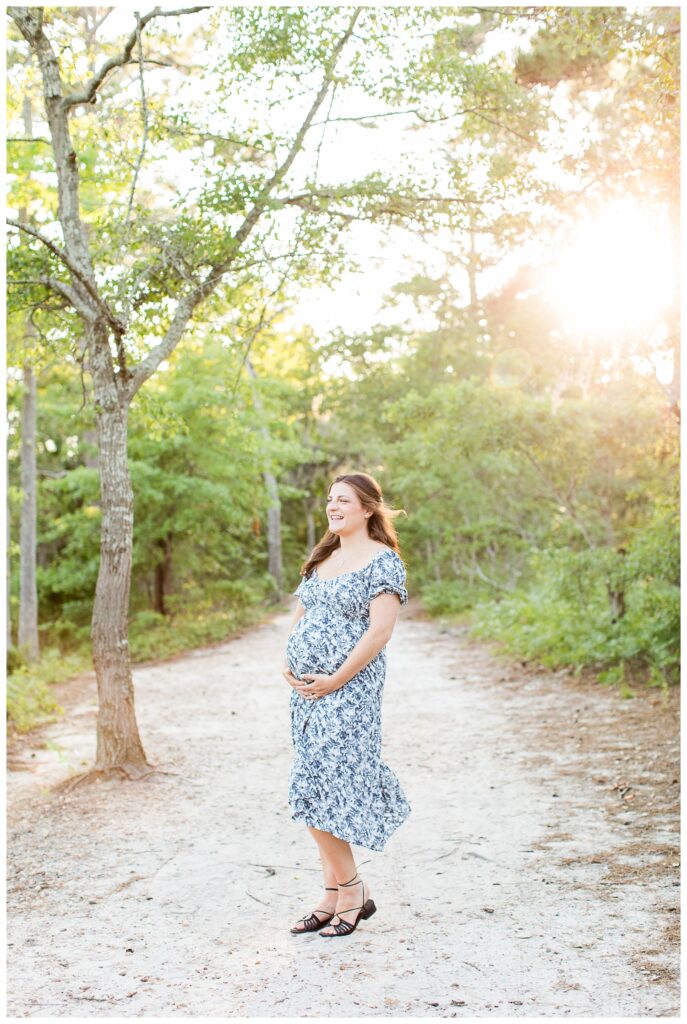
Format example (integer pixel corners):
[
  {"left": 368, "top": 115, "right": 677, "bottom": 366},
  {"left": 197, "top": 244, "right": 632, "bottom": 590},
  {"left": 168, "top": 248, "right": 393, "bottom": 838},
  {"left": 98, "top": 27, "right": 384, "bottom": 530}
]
[{"left": 299, "top": 472, "right": 407, "bottom": 579}]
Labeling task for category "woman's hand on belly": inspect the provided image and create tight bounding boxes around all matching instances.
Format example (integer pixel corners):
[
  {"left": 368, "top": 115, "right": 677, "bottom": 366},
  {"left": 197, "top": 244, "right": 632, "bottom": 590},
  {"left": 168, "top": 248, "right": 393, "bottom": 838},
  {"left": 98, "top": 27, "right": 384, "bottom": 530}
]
[
  {"left": 299, "top": 672, "right": 340, "bottom": 699},
  {"left": 282, "top": 665, "right": 331, "bottom": 700}
]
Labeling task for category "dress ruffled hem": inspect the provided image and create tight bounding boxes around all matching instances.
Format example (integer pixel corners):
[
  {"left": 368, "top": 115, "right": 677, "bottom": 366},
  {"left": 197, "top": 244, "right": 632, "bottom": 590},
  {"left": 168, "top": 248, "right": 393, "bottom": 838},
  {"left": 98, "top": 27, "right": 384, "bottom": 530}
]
[
  {"left": 288, "top": 775, "right": 411, "bottom": 852},
  {"left": 289, "top": 806, "right": 410, "bottom": 852}
]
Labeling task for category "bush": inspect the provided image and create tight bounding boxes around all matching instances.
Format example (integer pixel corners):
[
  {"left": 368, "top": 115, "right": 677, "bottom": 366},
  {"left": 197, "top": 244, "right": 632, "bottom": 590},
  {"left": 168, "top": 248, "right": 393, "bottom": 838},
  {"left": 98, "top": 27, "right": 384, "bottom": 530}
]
[
  {"left": 6, "top": 646, "right": 87, "bottom": 734},
  {"left": 468, "top": 533, "right": 679, "bottom": 687},
  {"left": 128, "top": 602, "right": 267, "bottom": 663},
  {"left": 420, "top": 581, "right": 476, "bottom": 616}
]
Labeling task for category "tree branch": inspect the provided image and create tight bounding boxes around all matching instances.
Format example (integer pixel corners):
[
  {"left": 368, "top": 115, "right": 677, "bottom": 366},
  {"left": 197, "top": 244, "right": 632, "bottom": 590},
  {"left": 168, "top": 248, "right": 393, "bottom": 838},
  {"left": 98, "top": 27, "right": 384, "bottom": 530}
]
[
  {"left": 7, "top": 136, "right": 52, "bottom": 145},
  {"left": 126, "top": 7, "right": 363, "bottom": 399},
  {"left": 516, "top": 446, "right": 595, "bottom": 548},
  {"left": 126, "top": 294, "right": 196, "bottom": 399},
  {"left": 229, "top": 212, "right": 313, "bottom": 399},
  {"left": 308, "top": 106, "right": 422, "bottom": 128},
  {"left": 61, "top": 6, "right": 211, "bottom": 108},
  {"left": 196, "top": 7, "right": 363, "bottom": 293},
  {"left": 8, "top": 275, "right": 97, "bottom": 320},
  {"left": 9, "top": 7, "right": 99, "bottom": 291},
  {"left": 124, "top": 13, "right": 149, "bottom": 229},
  {"left": 413, "top": 106, "right": 536, "bottom": 144},
  {"left": 6, "top": 219, "right": 124, "bottom": 335},
  {"left": 282, "top": 189, "right": 478, "bottom": 208},
  {"left": 307, "top": 104, "right": 535, "bottom": 147}
]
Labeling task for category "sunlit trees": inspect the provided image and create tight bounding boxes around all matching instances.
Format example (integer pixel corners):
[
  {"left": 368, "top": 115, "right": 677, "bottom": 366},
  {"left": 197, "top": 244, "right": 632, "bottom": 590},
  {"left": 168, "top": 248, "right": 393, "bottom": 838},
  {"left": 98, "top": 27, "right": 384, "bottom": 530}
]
[{"left": 513, "top": 4, "right": 680, "bottom": 418}]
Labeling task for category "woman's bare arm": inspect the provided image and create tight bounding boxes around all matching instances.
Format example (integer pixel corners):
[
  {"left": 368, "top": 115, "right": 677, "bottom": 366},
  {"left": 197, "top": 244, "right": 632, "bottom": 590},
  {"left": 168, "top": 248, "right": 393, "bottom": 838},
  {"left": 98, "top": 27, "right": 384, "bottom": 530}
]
[{"left": 325, "top": 593, "right": 402, "bottom": 691}]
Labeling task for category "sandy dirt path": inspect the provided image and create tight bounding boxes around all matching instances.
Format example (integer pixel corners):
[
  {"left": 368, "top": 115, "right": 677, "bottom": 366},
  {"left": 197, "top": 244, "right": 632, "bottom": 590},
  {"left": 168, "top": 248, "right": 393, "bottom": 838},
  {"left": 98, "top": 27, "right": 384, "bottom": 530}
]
[{"left": 6, "top": 601, "right": 680, "bottom": 1017}]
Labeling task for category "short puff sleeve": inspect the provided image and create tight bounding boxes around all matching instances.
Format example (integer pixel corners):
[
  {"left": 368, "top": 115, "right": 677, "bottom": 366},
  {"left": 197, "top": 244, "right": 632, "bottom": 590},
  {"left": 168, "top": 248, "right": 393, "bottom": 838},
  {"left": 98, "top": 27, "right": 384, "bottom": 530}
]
[{"left": 368, "top": 551, "right": 408, "bottom": 606}]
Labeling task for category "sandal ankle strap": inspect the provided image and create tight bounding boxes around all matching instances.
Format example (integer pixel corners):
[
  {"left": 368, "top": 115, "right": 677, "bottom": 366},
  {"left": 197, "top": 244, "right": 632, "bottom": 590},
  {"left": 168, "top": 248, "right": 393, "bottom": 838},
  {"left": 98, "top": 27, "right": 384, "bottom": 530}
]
[{"left": 340, "top": 871, "right": 362, "bottom": 887}]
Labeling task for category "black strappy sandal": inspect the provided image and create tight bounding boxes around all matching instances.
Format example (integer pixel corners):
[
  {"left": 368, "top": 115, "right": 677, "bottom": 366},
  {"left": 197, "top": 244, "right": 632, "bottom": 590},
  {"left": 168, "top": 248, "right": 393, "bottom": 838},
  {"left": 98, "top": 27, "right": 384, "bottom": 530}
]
[
  {"left": 290, "top": 887, "right": 339, "bottom": 934},
  {"left": 319, "top": 871, "right": 377, "bottom": 938}
]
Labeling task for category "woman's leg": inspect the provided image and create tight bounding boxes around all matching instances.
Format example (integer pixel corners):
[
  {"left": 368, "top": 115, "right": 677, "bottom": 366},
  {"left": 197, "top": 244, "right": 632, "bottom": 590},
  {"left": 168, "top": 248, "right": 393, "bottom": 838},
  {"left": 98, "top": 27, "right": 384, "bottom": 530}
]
[
  {"left": 306, "top": 826, "right": 372, "bottom": 935},
  {"left": 307, "top": 825, "right": 356, "bottom": 882},
  {"left": 290, "top": 826, "right": 339, "bottom": 932}
]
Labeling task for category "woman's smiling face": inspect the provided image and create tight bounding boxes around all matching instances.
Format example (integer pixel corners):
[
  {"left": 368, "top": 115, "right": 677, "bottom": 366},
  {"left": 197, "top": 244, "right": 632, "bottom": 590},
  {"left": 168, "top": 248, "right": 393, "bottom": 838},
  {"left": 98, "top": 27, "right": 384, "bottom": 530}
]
[{"left": 326, "top": 481, "right": 370, "bottom": 535}]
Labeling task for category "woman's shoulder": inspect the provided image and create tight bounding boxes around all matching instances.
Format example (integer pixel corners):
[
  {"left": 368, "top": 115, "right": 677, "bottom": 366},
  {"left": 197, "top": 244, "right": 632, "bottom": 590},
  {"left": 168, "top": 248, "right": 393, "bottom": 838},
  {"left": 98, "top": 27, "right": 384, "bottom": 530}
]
[
  {"left": 369, "top": 546, "right": 406, "bottom": 573},
  {"left": 373, "top": 545, "right": 403, "bottom": 562},
  {"left": 367, "top": 546, "right": 408, "bottom": 604}
]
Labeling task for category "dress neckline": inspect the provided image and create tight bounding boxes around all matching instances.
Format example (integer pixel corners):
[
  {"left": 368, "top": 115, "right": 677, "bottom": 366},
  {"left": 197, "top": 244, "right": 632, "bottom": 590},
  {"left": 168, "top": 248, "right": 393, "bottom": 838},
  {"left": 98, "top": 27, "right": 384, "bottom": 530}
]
[{"left": 314, "top": 547, "right": 390, "bottom": 582}]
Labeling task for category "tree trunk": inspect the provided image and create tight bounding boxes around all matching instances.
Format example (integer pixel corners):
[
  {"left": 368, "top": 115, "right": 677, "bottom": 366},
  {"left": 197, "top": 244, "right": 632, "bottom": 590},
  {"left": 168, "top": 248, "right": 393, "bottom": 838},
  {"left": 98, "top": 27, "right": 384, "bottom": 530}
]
[
  {"left": 607, "top": 546, "right": 627, "bottom": 624},
  {"left": 81, "top": 426, "right": 100, "bottom": 469},
  {"left": 467, "top": 215, "right": 479, "bottom": 315},
  {"left": 153, "top": 532, "right": 173, "bottom": 615},
  {"left": 7, "top": 457, "right": 13, "bottom": 652},
  {"left": 18, "top": 363, "right": 39, "bottom": 661},
  {"left": 17, "top": 96, "right": 39, "bottom": 662},
  {"left": 305, "top": 498, "right": 316, "bottom": 552},
  {"left": 9, "top": 4, "right": 360, "bottom": 781},
  {"left": 425, "top": 537, "right": 442, "bottom": 582},
  {"left": 265, "top": 483, "right": 283, "bottom": 596},
  {"left": 88, "top": 321, "right": 149, "bottom": 774},
  {"left": 245, "top": 358, "right": 283, "bottom": 597}
]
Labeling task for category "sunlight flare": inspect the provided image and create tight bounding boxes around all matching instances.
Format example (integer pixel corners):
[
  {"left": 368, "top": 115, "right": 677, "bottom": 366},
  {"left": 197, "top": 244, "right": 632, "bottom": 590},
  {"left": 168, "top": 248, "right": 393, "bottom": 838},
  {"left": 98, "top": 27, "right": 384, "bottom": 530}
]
[{"left": 543, "top": 199, "right": 676, "bottom": 337}]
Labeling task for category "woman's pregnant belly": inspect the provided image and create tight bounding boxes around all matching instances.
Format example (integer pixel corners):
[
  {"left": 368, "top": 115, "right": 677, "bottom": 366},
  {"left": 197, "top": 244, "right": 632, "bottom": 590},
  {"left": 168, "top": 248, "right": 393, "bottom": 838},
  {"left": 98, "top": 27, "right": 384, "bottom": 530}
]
[{"left": 286, "top": 612, "right": 366, "bottom": 679}]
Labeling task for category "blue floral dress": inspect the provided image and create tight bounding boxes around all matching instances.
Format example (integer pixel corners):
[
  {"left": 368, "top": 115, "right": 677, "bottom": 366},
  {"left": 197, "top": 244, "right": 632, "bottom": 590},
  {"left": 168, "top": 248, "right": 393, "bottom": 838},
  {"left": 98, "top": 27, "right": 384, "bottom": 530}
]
[{"left": 286, "top": 547, "right": 411, "bottom": 851}]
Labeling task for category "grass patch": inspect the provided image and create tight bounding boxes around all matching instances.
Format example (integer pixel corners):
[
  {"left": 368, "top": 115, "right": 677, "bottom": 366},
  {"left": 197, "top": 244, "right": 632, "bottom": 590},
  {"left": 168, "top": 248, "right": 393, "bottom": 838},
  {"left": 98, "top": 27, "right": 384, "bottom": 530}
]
[{"left": 6, "top": 646, "right": 85, "bottom": 734}]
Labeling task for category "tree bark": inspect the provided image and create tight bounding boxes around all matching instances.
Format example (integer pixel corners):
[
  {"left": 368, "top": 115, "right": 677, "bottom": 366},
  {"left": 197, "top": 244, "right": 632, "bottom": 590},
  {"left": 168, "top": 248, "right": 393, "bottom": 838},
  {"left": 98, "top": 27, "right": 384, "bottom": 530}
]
[
  {"left": 88, "top": 321, "right": 149, "bottom": 774},
  {"left": 153, "top": 533, "right": 173, "bottom": 615},
  {"left": 17, "top": 96, "right": 40, "bottom": 662},
  {"left": 7, "top": 458, "right": 13, "bottom": 652},
  {"left": 245, "top": 358, "right": 283, "bottom": 597},
  {"left": 467, "top": 210, "right": 479, "bottom": 315},
  {"left": 18, "top": 363, "right": 39, "bottom": 661},
  {"left": 266, "top": 496, "right": 283, "bottom": 596},
  {"left": 305, "top": 498, "right": 316, "bottom": 553},
  {"left": 607, "top": 546, "right": 627, "bottom": 624}
]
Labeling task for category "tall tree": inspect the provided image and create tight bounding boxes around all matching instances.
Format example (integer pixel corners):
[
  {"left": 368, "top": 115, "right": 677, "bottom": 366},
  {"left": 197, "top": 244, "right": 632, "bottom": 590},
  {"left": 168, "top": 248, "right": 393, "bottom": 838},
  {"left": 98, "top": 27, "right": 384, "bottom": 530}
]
[
  {"left": 18, "top": 363, "right": 39, "bottom": 660},
  {"left": 17, "top": 93, "right": 40, "bottom": 662},
  {"left": 245, "top": 357, "right": 283, "bottom": 599}
]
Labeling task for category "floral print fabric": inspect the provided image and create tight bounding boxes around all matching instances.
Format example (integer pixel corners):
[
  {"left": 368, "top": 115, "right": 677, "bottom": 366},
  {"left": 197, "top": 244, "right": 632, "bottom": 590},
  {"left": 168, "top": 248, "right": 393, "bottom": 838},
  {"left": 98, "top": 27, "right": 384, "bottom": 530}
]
[{"left": 286, "top": 547, "right": 411, "bottom": 851}]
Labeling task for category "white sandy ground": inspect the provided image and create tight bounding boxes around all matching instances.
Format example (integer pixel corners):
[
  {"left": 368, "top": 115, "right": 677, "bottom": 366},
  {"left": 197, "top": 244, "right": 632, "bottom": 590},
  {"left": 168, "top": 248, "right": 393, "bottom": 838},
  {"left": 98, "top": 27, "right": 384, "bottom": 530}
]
[{"left": 6, "top": 600, "right": 680, "bottom": 1018}]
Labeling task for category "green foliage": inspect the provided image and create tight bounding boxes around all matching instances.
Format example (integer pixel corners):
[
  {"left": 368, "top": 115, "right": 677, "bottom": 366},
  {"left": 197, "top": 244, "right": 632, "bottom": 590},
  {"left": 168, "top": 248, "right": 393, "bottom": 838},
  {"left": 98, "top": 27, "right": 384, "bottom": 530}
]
[
  {"left": 419, "top": 581, "right": 476, "bottom": 617},
  {"left": 320, "top": 357, "right": 678, "bottom": 689},
  {"left": 6, "top": 646, "right": 75, "bottom": 734},
  {"left": 515, "top": 8, "right": 624, "bottom": 87},
  {"left": 514, "top": 6, "right": 679, "bottom": 208},
  {"left": 128, "top": 600, "right": 269, "bottom": 663},
  {"left": 6, "top": 312, "right": 318, "bottom": 713},
  {"left": 468, "top": 509, "right": 679, "bottom": 688}
]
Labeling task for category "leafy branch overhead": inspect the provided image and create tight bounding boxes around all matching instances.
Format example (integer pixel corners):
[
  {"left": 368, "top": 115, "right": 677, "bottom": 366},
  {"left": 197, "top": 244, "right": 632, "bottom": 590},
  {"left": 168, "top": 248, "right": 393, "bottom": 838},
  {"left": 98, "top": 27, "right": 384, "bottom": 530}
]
[{"left": 7, "top": 5, "right": 546, "bottom": 400}]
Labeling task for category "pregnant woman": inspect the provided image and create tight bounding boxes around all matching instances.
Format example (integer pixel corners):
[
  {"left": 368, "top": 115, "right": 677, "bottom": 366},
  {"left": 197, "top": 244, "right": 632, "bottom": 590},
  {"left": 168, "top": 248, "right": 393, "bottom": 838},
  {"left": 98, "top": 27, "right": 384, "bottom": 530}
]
[{"left": 283, "top": 471, "right": 411, "bottom": 938}]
